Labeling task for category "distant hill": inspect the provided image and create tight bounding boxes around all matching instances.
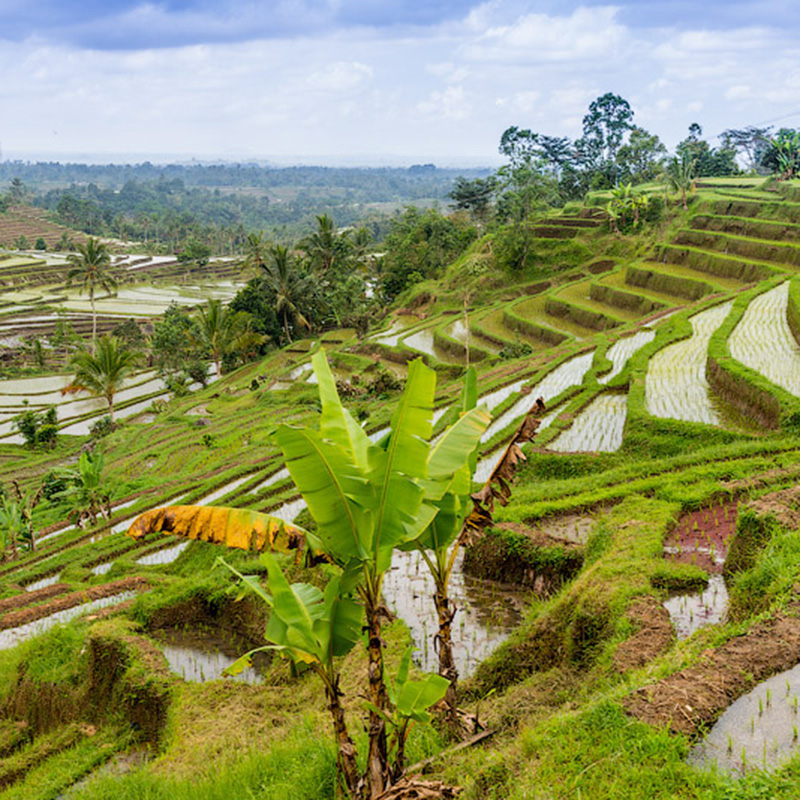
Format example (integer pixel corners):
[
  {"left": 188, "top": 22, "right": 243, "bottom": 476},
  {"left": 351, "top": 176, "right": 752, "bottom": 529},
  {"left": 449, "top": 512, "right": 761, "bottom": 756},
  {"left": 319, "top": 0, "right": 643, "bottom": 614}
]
[{"left": 0, "top": 204, "right": 87, "bottom": 250}]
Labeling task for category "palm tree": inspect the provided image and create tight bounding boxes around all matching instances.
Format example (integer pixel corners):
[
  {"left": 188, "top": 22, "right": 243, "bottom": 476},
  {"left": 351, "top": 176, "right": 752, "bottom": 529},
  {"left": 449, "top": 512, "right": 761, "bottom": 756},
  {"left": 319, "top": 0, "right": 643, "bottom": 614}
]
[
  {"left": 260, "top": 244, "right": 315, "bottom": 344},
  {"left": 66, "top": 336, "right": 139, "bottom": 422},
  {"left": 666, "top": 151, "right": 696, "bottom": 211},
  {"left": 243, "top": 231, "right": 268, "bottom": 274},
  {"left": 66, "top": 237, "right": 117, "bottom": 351},
  {"left": 302, "top": 214, "right": 349, "bottom": 275},
  {"left": 195, "top": 299, "right": 250, "bottom": 379}
]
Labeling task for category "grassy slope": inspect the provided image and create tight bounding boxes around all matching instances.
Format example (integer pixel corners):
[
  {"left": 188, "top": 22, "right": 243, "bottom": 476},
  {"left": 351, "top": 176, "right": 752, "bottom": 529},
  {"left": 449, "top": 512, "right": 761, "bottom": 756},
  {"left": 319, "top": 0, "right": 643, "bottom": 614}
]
[{"left": 5, "top": 183, "right": 800, "bottom": 797}]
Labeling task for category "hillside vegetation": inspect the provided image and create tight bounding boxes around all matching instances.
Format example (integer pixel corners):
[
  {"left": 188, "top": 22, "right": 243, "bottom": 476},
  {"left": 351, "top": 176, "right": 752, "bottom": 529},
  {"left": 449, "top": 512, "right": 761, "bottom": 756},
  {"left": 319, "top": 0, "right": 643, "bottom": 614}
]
[{"left": 3, "top": 176, "right": 800, "bottom": 798}]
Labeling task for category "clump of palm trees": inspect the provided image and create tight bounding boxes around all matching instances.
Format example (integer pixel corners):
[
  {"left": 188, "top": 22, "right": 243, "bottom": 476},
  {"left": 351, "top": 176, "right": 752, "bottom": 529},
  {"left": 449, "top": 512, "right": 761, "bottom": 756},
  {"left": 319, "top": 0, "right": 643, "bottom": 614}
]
[{"left": 243, "top": 214, "right": 374, "bottom": 345}]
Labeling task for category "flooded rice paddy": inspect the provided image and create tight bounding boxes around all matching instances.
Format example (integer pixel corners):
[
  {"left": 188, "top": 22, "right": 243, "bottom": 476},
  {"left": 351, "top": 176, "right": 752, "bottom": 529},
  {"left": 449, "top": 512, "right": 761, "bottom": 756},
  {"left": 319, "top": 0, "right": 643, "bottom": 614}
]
[
  {"left": 150, "top": 626, "right": 271, "bottom": 683},
  {"left": 0, "top": 592, "right": 137, "bottom": 650},
  {"left": 645, "top": 302, "right": 732, "bottom": 424},
  {"left": 599, "top": 329, "right": 656, "bottom": 384},
  {"left": 688, "top": 662, "right": 800, "bottom": 774},
  {"left": 548, "top": 393, "right": 628, "bottom": 453},
  {"left": 663, "top": 575, "right": 729, "bottom": 640},
  {"left": 662, "top": 501, "right": 738, "bottom": 639},
  {"left": 382, "top": 549, "right": 526, "bottom": 676},
  {"left": 481, "top": 351, "right": 595, "bottom": 443},
  {"left": 729, "top": 282, "right": 800, "bottom": 397},
  {"left": 136, "top": 541, "right": 190, "bottom": 566}
]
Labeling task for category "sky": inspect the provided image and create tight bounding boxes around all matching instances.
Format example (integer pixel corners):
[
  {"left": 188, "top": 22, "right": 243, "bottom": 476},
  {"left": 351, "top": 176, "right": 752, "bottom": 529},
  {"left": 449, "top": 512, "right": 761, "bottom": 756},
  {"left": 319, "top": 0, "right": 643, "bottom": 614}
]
[{"left": 1, "top": 0, "right": 799, "bottom": 166}]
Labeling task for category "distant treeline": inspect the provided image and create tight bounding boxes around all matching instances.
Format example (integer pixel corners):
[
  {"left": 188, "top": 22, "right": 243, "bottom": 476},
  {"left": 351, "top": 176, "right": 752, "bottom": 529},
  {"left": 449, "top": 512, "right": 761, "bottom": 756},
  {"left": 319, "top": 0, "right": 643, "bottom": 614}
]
[{"left": 0, "top": 161, "right": 492, "bottom": 248}]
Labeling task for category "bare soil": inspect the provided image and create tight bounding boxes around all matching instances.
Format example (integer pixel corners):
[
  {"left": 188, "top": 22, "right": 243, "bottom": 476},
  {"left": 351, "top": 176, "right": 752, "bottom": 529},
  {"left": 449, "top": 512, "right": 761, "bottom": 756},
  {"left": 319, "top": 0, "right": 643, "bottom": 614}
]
[
  {"left": 624, "top": 600, "right": 800, "bottom": 736},
  {"left": 613, "top": 596, "right": 675, "bottom": 673},
  {"left": 745, "top": 485, "right": 800, "bottom": 531},
  {"left": 0, "top": 583, "right": 72, "bottom": 614},
  {"left": 0, "top": 577, "right": 149, "bottom": 631}
]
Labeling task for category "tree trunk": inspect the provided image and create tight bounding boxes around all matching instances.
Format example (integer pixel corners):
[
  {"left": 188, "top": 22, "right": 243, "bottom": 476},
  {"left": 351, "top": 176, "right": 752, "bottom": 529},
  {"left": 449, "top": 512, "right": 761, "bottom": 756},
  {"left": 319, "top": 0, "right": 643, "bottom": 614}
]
[
  {"left": 283, "top": 312, "right": 292, "bottom": 344},
  {"left": 325, "top": 681, "right": 361, "bottom": 799},
  {"left": 435, "top": 589, "right": 459, "bottom": 734},
  {"left": 90, "top": 290, "right": 97, "bottom": 354},
  {"left": 365, "top": 592, "right": 389, "bottom": 799}
]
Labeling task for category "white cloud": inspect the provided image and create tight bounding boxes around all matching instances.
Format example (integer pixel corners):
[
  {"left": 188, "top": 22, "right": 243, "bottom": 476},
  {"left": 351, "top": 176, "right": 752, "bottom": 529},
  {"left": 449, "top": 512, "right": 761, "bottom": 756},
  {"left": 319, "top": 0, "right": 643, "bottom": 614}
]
[
  {"left": 306, "top": 61, "right": 372, "bottom": 92},
  {"left": 417, "top": 85, "right": 471, "bottom": 120},
  {"left": 464, "top": 6, "right": 629, "bottom": 63}
]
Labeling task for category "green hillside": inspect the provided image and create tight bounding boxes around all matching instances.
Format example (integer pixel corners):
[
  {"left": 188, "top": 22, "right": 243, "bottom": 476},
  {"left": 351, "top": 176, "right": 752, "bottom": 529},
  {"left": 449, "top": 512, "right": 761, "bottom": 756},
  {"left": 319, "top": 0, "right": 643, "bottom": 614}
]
[{"left": 4, "top": 178, "right": 800, "bottom": 798}]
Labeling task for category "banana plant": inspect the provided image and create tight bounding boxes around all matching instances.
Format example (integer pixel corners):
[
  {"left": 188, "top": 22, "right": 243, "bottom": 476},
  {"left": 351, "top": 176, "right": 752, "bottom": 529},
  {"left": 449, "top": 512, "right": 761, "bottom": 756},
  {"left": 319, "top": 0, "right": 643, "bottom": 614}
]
[
  {"left": 366, "top": 647, "right": 449, "bottom": 782},
  {"left": 126, "top": 350, "right": 490, "bottom": 799},
  {"left": 222, "top": 553, "right": 364, "bottom": 796},
  {"left": 402, "top": 367, "right": 481, "bottom": 734},
  {"left": 51, "top": 451, "right": 111, "bottom": 529},
  {"left": 270, "top": 351, "right": 489, "bottom": 798}
]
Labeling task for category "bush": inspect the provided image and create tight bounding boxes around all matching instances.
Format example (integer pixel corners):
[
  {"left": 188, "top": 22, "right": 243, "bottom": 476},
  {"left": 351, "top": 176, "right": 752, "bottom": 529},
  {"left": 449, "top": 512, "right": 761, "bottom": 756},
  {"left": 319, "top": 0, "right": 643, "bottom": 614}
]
[
  {"left": 13, "top": 406, "right": 58, "bottom": 450},
  {"left": 89, "top": 415, "right": 117, "bottom": 440}
]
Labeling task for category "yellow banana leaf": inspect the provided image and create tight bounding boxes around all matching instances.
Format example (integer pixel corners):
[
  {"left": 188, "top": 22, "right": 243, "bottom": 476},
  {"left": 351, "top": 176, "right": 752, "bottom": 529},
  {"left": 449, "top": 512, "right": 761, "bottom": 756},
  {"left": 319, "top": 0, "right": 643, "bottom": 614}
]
[{"left": 126, "top": 505, "right": 306, "bottom": 554}]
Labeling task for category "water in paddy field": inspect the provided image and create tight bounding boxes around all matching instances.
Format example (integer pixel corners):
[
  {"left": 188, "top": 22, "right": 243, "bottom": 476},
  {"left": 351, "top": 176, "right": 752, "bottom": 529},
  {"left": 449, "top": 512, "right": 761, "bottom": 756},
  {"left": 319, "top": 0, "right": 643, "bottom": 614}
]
[
  {"left": 472, "top": 405, "right": 561, "bottom": 484},
  {"left": 402, "top": 325, "right": 464, "bottom": 365},
  {"left": 598, "top": 329, "right": 656, "bottom": 384},
  {"left": 645, "top": 302, "right": 733, "bottom": 424},
  {"left": 688, "top": 662, "right": 800, "bottom": 775},
  {"left": 150, "top": 626, "right": 272, "bottom": 684},
  {"left": 370, "top": 315, "right": 425, "bottom": 346},
  {"left": 382, "top": 549, "right": 526, "bottom": 677},
  {"left": 24, "top": 574, "right": 61, "bottom": 592},
  {"left": 729, "top": 282, "right": 800, "bottom": 397},
  {"left": 662, "top": 575, "right": 729, "bottom": 640},
  {"left": 135, "top": 541, "right": 190, "bottom": 566},
  {"left": 548, "top": 393, "right": 628, "bottom": 453},
  {"left": 481, "top": 351, "right": 595, "bottom": 443},
  {"left": 0, "top": 592, "right": 137, "bottom": 650}
]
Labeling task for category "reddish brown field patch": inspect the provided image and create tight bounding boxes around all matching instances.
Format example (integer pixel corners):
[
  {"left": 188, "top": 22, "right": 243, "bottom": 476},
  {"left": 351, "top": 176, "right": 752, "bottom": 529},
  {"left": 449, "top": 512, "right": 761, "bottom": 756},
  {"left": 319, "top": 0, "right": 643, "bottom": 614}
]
[{"left": 664, "top": 500, "right": 739, "bottom": 574}]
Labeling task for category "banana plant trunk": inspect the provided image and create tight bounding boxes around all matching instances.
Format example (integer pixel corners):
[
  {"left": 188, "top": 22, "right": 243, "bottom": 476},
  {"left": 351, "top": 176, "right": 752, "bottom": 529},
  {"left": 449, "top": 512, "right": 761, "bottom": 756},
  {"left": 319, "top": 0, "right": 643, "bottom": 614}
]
[
  {"left": 434, "top": 588, "right": 460, "bottom": 733},
  {"left": 364, "top": 590, "right": 389, "bottom": 799},
  {"left": 324, "top": 681, "right": 361, "bottom": 799}
]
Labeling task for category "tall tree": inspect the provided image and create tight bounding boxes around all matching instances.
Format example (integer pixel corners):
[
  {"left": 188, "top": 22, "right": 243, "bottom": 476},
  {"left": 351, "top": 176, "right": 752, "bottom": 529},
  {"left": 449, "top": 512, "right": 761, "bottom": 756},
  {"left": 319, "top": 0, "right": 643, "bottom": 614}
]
[
  {"left": 66, "top": 237, "right": 117, "bottom": 352},
  {"left": 195, "top": 299, "right": 250, "bottom": 379},
  {"left": 616, "top": 126, "right": 668, "bottom": 184},
  {"left": 65, "top": 335, "right": 139, "bottom": 422},
  {"left": 260, "top": 244, "right": 315, "bottom": 344},
  {"left": 579, "top": 93, "right": 634, "bottom": 174},
  {"left": 722, "top": 126, "right": 773, "bottom": 173}
]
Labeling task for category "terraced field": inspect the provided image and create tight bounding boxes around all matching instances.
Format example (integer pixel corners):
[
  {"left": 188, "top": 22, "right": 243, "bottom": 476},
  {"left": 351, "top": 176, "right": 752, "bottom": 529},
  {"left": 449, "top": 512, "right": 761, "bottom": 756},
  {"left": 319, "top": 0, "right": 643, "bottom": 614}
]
[{"left": 7, "top": 179, "right": 800, "bottom": 798}]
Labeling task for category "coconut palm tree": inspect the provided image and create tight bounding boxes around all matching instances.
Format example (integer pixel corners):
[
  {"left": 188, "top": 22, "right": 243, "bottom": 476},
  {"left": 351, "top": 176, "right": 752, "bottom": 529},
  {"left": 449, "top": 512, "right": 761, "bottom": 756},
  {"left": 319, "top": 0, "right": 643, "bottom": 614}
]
[
  {"left": 66, "top": 335, "right": 139, "bottom": 422},
  {"left": 302, "top": 213, "right": 347, "bottom": 275},
  {"left": 666, "top": 151, "right": 696, "bottom": 211},
  {"left": 260, "top": 244, "right": 315, "bottom": 344},
  {"left": 195, "top": 299, "right": 251, "bottom": 379},
  {"left": 66, "top": 237, "right": 117, "bottom": 351}
]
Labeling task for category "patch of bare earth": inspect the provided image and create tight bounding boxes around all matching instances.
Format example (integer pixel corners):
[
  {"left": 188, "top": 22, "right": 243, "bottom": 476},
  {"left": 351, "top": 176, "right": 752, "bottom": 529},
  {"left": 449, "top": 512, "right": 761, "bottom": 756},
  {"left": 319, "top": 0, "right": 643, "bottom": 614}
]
[
  {"left": 0, "top": 577, "right": 149, "bottom": 630},
  {"left": 0, "top": 584, "right": 72, "bottom": 614},
  {"left": 663, "top": 500, "right": 738, "bottom": 573},
  {"left": 745, "top": 485, "right": 800, "bottom": 531},
  {"left": 613, "top": 596, "right": 675, "bottom": 673},
  {"left": 624, "top": 603, "right": 800, "bottom": 735},
  {"left": 494, "top": 521, "right": 585, "bottom": 549}
]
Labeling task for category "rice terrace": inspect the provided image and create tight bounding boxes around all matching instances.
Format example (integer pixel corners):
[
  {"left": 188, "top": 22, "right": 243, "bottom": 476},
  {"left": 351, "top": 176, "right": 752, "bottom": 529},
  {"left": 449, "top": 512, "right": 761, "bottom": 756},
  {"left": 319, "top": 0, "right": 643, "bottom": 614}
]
[{"left": 5, "top": 125, "right": 800, "bottom": 799}]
